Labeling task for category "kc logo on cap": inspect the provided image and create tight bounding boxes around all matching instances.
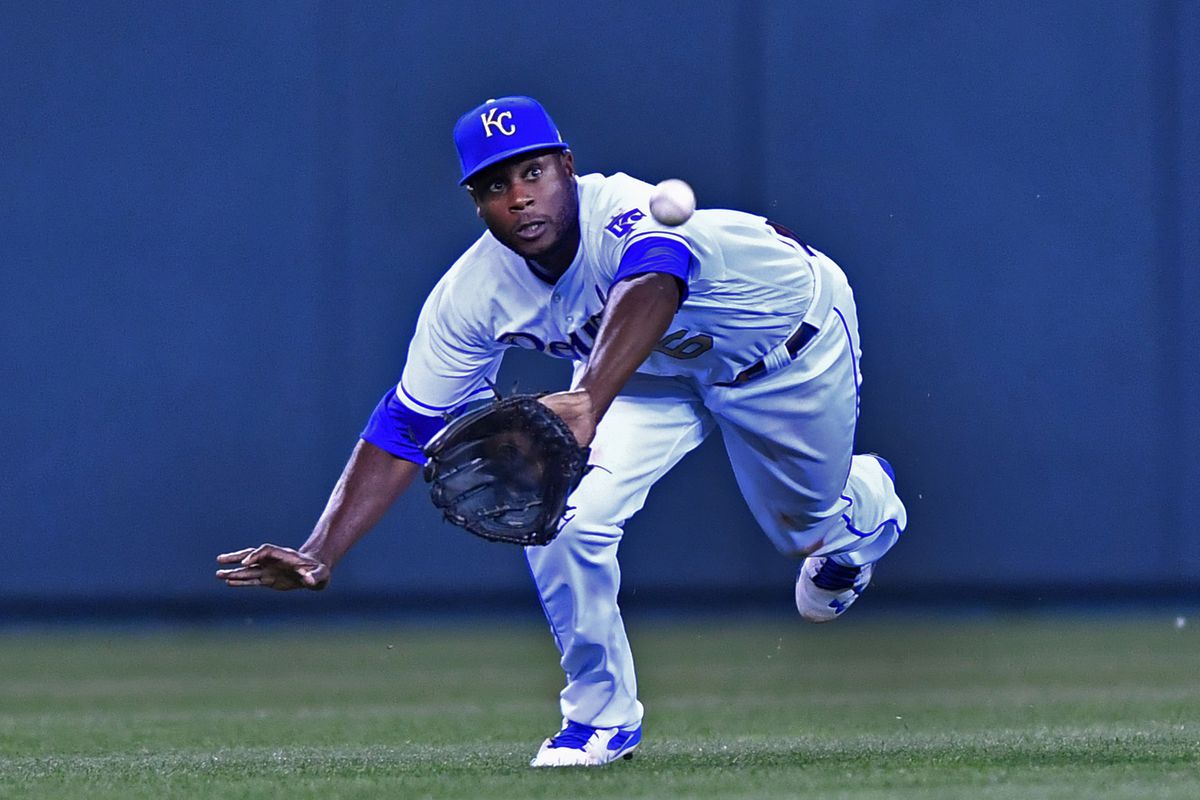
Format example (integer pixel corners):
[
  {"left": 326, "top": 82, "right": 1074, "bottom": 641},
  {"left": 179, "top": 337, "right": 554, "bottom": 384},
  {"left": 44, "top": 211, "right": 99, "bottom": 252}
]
[
  {"left": 481, "top": 107, "right": 516, "bottom": 138},
  {"left": 454, "top": 96, "right": 569, "bottom": 185}
]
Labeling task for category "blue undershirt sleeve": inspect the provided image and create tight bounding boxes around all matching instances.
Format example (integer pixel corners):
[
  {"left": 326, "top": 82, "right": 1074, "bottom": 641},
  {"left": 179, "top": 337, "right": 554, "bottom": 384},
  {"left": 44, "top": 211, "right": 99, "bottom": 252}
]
[
  {"left": 611, "top": 236, "right": 693, "bottom": 305},
  {"left": 360, "top": 388, "right": 451, "bottom": 465}
]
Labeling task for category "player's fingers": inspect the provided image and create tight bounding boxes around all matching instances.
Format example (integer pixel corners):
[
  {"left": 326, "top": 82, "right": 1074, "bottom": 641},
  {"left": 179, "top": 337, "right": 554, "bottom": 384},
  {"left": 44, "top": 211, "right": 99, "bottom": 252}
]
[
  {"left": 253, "top": 547, "right": 317, "bottom": 570},
  {"left": 221, "top": 577, "right": 264, "bottom": 587},
  {"left": 216, "top": 548, "right": 255, "bottom": 564},
  {"left": 242, "top": 543, "right": 293, "bottom": 565},
  {"left": 216, "top": 566, "right": 264, "bottom": 581}
]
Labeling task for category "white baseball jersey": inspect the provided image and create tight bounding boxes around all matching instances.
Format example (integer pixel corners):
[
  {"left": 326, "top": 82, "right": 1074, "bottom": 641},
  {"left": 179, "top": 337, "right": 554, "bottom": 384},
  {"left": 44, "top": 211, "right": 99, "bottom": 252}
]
[
  {"left": 380, "top": 169, "right": 907, "bottom": 734},
  {"left": 395, "top": 172, "right": 822, "bottom": 415}
]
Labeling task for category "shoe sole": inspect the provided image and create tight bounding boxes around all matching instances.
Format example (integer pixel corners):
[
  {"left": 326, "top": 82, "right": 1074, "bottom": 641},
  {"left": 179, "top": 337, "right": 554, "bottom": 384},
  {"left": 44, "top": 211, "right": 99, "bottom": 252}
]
[
  {"left": 528, "top": 748, "right": 638, "bottom": 767},
  {"left": 530, "top": 729, "right": 641, "bottom": 767}
]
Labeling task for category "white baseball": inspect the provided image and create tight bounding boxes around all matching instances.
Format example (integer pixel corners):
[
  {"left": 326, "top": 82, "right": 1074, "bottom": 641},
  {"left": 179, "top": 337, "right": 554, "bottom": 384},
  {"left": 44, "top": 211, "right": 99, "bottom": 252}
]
[{"left": 649, "top": 179, "right": 696, "bottom": 226}]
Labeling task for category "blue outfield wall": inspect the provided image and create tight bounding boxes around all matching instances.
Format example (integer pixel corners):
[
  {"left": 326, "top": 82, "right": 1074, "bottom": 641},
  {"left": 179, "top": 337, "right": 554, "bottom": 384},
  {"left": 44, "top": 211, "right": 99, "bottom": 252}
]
[{"left": 0, "top": 1, "right": 1197, "bottom": 606}]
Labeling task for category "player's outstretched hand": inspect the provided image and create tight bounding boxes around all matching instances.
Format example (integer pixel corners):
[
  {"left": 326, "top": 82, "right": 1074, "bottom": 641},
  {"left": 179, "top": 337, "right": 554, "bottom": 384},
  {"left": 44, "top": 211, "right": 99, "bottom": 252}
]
[{"left": 215, "top": 544, "right": 330, "bottom": 591}]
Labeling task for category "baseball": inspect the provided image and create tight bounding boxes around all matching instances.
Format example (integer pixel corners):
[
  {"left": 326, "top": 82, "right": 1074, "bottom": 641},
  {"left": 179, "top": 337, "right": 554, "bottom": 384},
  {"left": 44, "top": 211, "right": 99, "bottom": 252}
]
[{"left": 649, "top": 179, "right": 696, "bottom": 226}]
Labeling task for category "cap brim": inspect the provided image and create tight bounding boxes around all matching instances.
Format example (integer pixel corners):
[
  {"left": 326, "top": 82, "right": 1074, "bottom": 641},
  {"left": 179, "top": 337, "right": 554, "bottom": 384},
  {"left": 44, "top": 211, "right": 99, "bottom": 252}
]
[{"left": 459, "top": 142, "right": 569, "bottom": 185}]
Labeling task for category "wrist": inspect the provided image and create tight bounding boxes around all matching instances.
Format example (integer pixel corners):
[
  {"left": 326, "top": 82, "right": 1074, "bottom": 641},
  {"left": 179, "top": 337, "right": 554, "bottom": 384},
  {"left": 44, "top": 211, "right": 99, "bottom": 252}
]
[
  {"left": 298, "top": 547, "right": 325, "bottom": 562},
  {"left": 570, "top": 382, "right": 608, "bottom": 422},
  {"left": 298, "top": 538, "right": 336, "bottom": 569}
]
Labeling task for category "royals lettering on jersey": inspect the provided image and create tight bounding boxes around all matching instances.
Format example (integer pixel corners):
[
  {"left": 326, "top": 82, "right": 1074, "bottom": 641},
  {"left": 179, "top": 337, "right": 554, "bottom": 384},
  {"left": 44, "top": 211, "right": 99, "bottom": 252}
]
[
  {"left": 395, "top": 172, "right": 822, "bottom": 415},
  {"left": 498, "top": 287, "right": 607, "bottom": 360}
]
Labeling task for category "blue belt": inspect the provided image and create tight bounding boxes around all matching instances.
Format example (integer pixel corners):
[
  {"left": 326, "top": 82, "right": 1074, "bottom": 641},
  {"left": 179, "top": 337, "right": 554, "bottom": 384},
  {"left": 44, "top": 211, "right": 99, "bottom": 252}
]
[{"left": 715, "top": 322, "right": 819, "bottom": 387}]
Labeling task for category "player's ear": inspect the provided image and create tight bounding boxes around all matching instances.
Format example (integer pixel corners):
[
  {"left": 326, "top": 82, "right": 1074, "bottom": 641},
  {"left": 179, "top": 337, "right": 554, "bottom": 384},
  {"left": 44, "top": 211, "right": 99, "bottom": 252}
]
[
  {"left": 560, "top": 150, "right": 575, "bottom": 177},
  {"left": 465, "top": 185, "right": 483, "bottom": 217}
]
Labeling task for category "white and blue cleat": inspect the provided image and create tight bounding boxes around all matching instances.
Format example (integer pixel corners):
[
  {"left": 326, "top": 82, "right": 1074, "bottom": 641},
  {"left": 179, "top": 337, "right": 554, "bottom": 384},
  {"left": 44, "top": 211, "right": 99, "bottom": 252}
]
[
  {"left": 795, "top": 455, "right": 896, "bottom": 623},
  {"left": 529, "top": 720, "right": 642, "bottom": 767},
  {"left": 795, "top": 557, "right": 874, "bottom": 622}
]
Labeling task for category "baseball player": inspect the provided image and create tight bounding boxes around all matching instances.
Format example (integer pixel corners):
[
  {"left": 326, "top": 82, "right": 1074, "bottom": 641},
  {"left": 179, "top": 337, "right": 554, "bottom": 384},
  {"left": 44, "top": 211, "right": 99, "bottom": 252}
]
[{"left": 216, "top": 96, "right": 907, "bottom": 767}]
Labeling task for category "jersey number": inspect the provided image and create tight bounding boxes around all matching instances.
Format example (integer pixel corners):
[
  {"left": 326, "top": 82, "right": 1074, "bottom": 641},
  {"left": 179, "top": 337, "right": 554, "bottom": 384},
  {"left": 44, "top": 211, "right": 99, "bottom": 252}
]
[{"left": 655, "top": 329, "right": 713, "bottom": 360}]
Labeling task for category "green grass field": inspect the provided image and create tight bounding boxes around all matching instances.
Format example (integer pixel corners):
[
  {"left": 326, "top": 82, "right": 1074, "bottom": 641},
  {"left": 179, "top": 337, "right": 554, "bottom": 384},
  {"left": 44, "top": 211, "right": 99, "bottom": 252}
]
[{"left": 1, "top": 615, "right": 1198, "bottom": 799}]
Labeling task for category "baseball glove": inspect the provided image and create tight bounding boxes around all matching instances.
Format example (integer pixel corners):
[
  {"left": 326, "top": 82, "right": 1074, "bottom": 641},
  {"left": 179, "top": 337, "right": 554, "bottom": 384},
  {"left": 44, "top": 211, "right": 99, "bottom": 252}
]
[{"left": 422, "top": 394, "right": 589, "bottom": 546}]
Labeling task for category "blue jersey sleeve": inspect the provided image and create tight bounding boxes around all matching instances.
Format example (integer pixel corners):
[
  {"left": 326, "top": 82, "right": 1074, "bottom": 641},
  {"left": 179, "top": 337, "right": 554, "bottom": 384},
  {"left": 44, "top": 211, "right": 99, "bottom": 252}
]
[
  {"left": 360, "top": 388, "right": 452, "bottom": 465},
  {"left": 611, "top": 235, "right": 693, "bottom": 304}
]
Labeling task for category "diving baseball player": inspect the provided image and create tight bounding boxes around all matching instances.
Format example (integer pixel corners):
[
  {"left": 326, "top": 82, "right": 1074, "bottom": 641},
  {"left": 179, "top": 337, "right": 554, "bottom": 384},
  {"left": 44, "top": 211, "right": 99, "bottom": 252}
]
[{"left": 216, "top": 96, "right": 907, "bottom": 767}]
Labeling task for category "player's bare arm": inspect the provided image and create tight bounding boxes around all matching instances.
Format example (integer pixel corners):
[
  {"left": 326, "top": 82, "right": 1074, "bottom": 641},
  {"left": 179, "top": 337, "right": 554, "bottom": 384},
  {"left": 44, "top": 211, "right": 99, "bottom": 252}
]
[
  {"left": 540, "top": 271, "right": 681, "bottom": 446},
  {"left": 215, "top": 440, "right": 419, "bottom": 590}
]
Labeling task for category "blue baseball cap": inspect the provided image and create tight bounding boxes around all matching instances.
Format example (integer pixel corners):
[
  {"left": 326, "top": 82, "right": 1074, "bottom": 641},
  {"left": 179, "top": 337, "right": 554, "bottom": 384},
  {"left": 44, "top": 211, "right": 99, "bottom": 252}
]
[{"left": 453, "top": 96, "right": 569, "bottom": 185}]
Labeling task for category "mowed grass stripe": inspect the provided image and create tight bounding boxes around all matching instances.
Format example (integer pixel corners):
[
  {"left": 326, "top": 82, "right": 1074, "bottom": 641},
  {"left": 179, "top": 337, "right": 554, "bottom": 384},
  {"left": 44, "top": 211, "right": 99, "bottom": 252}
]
[{"left": 1, "top": 617, "right": 1197, "bottom": 799}]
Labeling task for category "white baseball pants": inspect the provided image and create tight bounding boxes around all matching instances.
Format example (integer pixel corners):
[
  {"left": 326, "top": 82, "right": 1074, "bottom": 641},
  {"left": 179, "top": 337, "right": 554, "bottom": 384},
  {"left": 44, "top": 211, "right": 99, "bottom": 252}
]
[{"left": 524, "top": 253, "right": 907, "bottom": 729}]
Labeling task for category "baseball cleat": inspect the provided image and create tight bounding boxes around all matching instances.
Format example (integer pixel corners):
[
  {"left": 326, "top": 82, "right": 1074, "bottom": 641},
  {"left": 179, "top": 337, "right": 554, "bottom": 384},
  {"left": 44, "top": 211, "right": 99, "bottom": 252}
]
[
  {"left": 529, "top": 720, "right": 642, "bottom": 767},
  {"left": 795, "top": 454, "right": 896, "bottom": 623},
  {"left": 795, "top": 557, "right": 874, "bottom": 622}
]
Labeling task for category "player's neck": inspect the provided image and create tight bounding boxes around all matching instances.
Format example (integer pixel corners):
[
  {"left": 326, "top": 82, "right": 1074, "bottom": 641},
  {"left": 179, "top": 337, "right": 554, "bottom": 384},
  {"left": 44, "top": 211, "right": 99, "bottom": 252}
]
[{"left": 526, "top": 222, "right": 581, "bottom": 282}]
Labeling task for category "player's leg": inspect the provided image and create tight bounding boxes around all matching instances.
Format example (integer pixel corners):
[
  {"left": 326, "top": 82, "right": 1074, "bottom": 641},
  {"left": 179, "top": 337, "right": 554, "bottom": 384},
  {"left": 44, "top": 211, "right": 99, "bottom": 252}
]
[
  {"left": 789, "top": 452, "right": 904, "bottom": 621},
  {"left": 526, "top": 372, "right": 714, "bottom": 765},
  {"left": 706, "top": 255, "right": 906, "bottom": 620}
]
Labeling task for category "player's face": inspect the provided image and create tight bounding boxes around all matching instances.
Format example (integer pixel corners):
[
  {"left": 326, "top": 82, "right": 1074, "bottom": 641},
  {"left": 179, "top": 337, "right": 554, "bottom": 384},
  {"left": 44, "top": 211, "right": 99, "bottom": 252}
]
[{"left": 468, "top": 150, "right": 580, "bottom": 274}]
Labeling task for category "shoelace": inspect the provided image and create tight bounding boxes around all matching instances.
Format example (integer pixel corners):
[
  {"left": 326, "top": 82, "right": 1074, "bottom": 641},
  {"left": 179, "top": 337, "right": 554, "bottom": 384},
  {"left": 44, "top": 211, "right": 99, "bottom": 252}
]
[
  {"left": 812, "top": 560, "right": 861, "bottom": 591},
  {"left": 549, "top": 721, "right": 597, "bottom": 749}
]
